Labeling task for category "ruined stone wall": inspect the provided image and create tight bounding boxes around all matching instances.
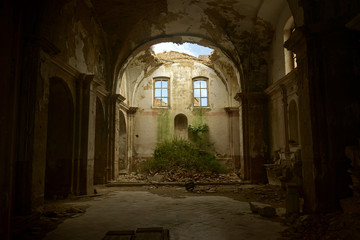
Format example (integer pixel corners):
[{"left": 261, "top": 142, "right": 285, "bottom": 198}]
[
  {"left": 133, "top": 61, "right": 234, "bottom": 163},
  {"left": 16, "top": 0, "right": 110, "bottom": 211},
  {"left": 40, "top": 0, "right": 108, "bottom": 82}
]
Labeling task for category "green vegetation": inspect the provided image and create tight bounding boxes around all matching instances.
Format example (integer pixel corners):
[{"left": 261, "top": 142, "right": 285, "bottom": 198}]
[
  {"left": 139, "top": 139, "right": 226, "bottom": 174},
  {"left": 156, "top": 109, "right": 171, "bottom": 142},
  {"left": 188, "top": 123, "right": 212, "bottom": 150}
]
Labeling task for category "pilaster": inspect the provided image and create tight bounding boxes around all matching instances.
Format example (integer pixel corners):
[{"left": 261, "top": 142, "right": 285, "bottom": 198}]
[
  {"left": 127, "top": 107, "right": 138, "bottom": 173},
  {"left": 235, "top": 92, "right": 268, "bottom": 182},
  {"left": 225, "top": 107, "right": 241, "bottom": 170},
  {"left": 74, "top": 74, "right": 98, "bottom": 195}
]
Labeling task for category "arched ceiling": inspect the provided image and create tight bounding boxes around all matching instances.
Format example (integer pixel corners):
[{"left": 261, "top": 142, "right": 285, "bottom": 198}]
[
  {"left": 91, "top": 0, "right": 290, "bottom": 92},
  {"left": 119, "top": 46, "right": 241, "bottom": 106}
]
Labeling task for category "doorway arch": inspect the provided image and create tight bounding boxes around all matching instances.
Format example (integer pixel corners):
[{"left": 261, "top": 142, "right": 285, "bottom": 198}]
[
  {"left": 45, "top": 77, "right": 74, "bottom": 198},
  {"left": 94, "top": 97, "right": 107, "bottom": 184}
]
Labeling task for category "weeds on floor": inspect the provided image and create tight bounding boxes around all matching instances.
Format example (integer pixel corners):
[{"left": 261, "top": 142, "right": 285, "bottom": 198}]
[{"left": 139, "top": 139, "right": 227, "bottom": 174}]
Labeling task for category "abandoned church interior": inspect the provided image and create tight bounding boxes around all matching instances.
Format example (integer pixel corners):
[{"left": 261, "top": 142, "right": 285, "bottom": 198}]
[{"left": 1, "top": 0, "right": 360, "bottom": 239}]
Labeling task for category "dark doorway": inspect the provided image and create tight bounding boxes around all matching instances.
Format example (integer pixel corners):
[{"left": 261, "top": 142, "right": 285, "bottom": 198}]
[
  {"left": 94, "top": 97, "right": 107, "bottom": 184},
  {"left": 45, "top": 78, "right": 74, "bottom": 198}
]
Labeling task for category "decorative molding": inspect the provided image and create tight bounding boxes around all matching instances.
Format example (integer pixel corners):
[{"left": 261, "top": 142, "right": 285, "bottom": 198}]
[
  {"left": 80, "top": 74, "right": 95, "bottom": 86},
  {"left": 224, "top": 107, "right": 239, "bottom": 113},
  {"left": 127, "top": 107, "right": 138, "bottom": 114},
  {"left": 119, "top": 102, "right": 130, "bottom": 112},
  {"left": 234, "top": 92, "right": 267, "bottom": 104},
  {"left": 116, "top": 94, "right": 126, "bottom": 103},
  {"left": 265, "top": 69, "right": 299, "bottom": 97},
  {"left": 284, "top": 27, "right": 307, "bottom": 58},
  {"left": 38, "top": 37, "right": 60, "bottom": 57},
  {"left": 45, "top": 54, "right": 80, "bottom": 79}
]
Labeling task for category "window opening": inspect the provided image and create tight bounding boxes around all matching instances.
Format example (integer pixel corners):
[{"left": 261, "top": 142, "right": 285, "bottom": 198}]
[
  {"left": 193, "top": 79, "right": 208, "bottom": 107},
  {"left": 154, "top": 78, "right": 169, "bottom": 107}
]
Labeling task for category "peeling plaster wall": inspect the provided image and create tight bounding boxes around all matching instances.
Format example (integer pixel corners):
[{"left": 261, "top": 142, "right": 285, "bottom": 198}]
[
  {"left": 268, "top": 90, "right": 286, "bottom": 156},
  {"left": 132, "top": 54, "right": 235, "bottom": 163},
  {"left": 40, "top": 0, "right": 108, "bottom": 80}
]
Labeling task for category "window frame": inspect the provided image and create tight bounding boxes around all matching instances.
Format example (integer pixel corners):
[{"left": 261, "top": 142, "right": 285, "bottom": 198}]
[
  {"left": 153, "top": 77, "right": 170, "bottom": 108},
  {"left": 192, "top": 77, "right": 209, "bottom": 108}
]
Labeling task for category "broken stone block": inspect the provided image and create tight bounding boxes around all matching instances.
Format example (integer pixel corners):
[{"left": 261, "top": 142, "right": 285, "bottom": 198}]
[
  {"left": 148, "top": 174, "right": 164, "bottom": 182},
  {"left": 259, "top": 206, "right": 276, "bottom": 217},
  {"left": 249, "top": 202, "right": 276, "bottom": 217},
  {"left": 276, "top": 207, "right": 286, "bottom": 217}
]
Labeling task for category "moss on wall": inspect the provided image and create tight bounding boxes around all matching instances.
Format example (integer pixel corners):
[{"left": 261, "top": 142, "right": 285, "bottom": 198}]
[
  {"left": 157, "top": 109, "right": 172, "bottom": 142},
  {"left": 191, "top": 108, "right": 207, "bottom": 126}
]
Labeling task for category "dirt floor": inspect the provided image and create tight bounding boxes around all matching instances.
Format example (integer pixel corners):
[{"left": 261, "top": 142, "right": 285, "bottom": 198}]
[{"left": 12, "top": 175, "right": 360, "bottom": 240}]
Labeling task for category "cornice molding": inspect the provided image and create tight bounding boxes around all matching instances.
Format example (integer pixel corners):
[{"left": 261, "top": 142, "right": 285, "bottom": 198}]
[
  {"left": 234, "top": 92, "right": 267, "bottom": 103},
  {"left": 38, "top": 37, "right": 61, "bottom": 57},
  {"left": 224, "top": 107, "right": 239, "bottom": 113},
  {"left": 127, "top": 107, "right": 138, "bottom": 114},
  {"left": 265, "top": 69, "right": 299, "bottom": 96}
]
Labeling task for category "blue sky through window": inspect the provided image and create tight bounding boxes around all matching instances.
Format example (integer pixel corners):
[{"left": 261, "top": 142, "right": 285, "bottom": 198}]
[{"left": 152, "top": 42, "right": 213, "bottom": 58}]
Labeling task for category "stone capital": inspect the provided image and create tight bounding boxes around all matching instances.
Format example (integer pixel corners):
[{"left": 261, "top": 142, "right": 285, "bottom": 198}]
[
  {"left": 284, "top": 27, "right": 307, "bottom": 58},
  {"left": 79, "top": 74, "right": 95, "bottom": 86},
  {"left": 234, "top": 92, "right": 267, "bottom": 105},
  {"left": 127, "top": 107, "right": 138, "bottom": 114},
  {"left": 224, "top": 107, "right": 239, "bottom": 113}
]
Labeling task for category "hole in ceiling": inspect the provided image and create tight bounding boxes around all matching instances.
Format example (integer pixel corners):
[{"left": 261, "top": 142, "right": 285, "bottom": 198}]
[{"left": 151, "top": 42, "right": 213, "bottom": 58}]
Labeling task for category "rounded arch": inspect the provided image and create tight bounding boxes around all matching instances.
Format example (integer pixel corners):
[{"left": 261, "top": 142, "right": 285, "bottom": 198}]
[
  {"left": 45, "top": 77, "right": 74, "bottom": 198},
  {"left": 114, "top": 35, "right": 243, "bottom": 96},
  {"left": 174, "top": 113, "right": 188, "bottom": 140}
]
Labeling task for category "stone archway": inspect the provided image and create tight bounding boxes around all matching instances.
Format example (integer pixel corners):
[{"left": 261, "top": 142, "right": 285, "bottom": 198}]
[
  {"left": 45, "top": 77, "right": 74, "bottom": 199},
  {"left": 94, "top": 97, "right": 107, "bottom": 184}
]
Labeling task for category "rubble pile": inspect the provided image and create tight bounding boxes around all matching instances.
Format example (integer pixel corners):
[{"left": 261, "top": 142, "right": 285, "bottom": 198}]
[
  {"left": 118, "top": 169, "right": 241, "bottom": 184},
  {"left": 280, "top": 197, "right": 360, "bottom": 240}
]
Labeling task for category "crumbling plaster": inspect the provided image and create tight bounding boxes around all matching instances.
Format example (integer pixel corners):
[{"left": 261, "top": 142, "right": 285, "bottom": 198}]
[
  {"left": 40, "top": 0, "right": 108, "bottom": 81},
  {"left": 118, "top": 47, "right": 240, "bottom": 107},
  {"left": 90, "top": 0, "right": 289, "bottom": 94},
  {"left": 132, "top": 52, "right": 237, "bottom": 162}
]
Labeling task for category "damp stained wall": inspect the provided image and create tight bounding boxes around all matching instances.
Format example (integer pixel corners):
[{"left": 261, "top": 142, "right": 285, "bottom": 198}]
[{"left": 132, "top": 53, "right": 236, "bottom": 161}]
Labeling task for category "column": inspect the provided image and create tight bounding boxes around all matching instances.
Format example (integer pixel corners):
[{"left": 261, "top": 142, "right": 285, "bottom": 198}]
[
  {"left": 108, "top": 94, "right": 126, "bottom": 180},
  {"left": 280, "top": 84, "right": 290, "bottom": 153},
  {"left": 74, "top": 74, "right": 98, "bottom": 195},
  {"left": 235, "top": 92, "right": 268, "bottom": 183},
  {"left": 127, "top": 107, "right": 138, "bottom": 173},
  {"left": 225, "top": 107, "right": 241, "bottom": 170}
]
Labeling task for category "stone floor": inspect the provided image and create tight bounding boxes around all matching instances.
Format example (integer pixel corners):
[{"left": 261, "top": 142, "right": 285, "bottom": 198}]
[{"left": 43, "top": 188, "right": 286, "bottom": 240}]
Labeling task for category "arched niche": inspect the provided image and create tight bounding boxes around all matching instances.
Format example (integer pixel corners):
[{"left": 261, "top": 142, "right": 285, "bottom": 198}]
[
  {"left": 45, "top": 77, "right": 74, "bottom": 199},
  {"left": 119, "top": 110, "right": 127, "bottom": 172},
  {"left": 288, "top": 100, "right": 299, "bottom": 145},
  {"left": 94, "top": 97, "right": 107, "bottom": 184},
  {"left": 174, "top": 114, "right": 188, "bottom": 140}
]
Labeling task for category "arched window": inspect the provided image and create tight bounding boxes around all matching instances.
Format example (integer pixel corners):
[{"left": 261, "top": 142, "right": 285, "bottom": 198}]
[
  {"left": 153, "top": 77, "right": 169, "bottom": 107},
  {"left": 193, "top": 77, "right": 208, "bottom": 107}
]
